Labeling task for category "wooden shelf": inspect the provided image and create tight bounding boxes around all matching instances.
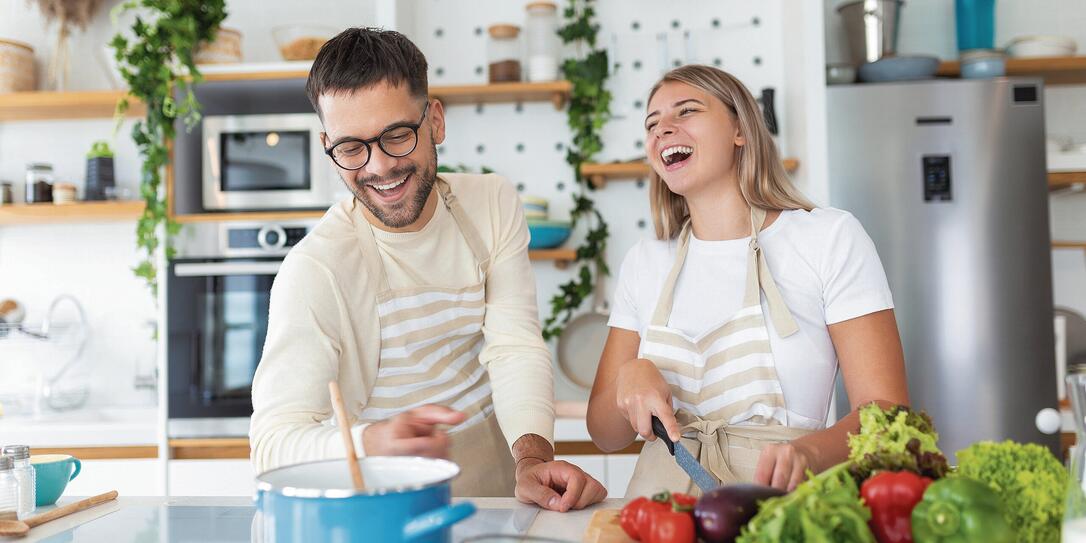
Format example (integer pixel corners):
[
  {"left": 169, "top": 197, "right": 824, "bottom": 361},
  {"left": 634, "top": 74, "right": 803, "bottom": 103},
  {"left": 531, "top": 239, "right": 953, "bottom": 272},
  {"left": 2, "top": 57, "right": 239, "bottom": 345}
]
[
  {"left": 937, "top": 55, "right": 1086, "bottom": 85},
  {"left": 529, "top": 248, "right": 577, "bottom": 269},
  {"left": 0, "top": 90, "right": 144, "bottom": 122},
  {"left": 0, "top": 200, "right": 145, "bottom": 225},
  {"left": 1050, "top": 171, "right": 1086, "bottom": 191},
  {"left": 432, "top": 81, "right": 571, "bottom": 109},
  {"left": 582, "top": 158, "right": 800, "bottom": 188},
  {"left": 1054, "top": 241, "right": 1086, "bottom": 250},
  {"left": 1, "top": 80, "right": 571, "bottom": 122}
]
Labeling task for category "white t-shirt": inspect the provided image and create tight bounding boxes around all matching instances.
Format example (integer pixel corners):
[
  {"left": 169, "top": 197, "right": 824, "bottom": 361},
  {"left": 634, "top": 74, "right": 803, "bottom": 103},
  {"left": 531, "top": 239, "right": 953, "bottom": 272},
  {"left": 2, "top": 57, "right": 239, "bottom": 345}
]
[{"left": 608, "top": 208, "right": 894, "bottom": 430}]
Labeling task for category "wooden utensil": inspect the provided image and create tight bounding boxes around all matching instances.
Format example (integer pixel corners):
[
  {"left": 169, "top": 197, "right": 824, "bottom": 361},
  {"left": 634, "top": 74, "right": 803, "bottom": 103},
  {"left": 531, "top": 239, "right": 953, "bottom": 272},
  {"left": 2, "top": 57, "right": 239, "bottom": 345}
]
[
  {"left": 328, "top": 380, "right": 366, "bottom": 490},
  {"left": 0, "top": 490, "right": 118, "bottom": 537},
  {"left": 582, "top": 509, "right": 634, "bottom": 543}
]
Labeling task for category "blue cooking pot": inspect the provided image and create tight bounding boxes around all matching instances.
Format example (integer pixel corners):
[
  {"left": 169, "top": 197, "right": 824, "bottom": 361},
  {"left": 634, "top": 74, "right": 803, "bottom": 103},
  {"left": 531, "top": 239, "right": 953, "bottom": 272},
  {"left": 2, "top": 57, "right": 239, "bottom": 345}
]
[{"left": 255, "top": 456, "right": 475, "bottom": 543}]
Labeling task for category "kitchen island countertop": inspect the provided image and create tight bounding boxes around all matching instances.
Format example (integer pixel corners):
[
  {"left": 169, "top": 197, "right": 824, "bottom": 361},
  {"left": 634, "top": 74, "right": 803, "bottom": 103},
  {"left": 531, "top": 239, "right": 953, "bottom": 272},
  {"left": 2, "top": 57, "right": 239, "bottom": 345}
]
[{"left": 6, "top": 495, "right": 625, "bottom": 542}]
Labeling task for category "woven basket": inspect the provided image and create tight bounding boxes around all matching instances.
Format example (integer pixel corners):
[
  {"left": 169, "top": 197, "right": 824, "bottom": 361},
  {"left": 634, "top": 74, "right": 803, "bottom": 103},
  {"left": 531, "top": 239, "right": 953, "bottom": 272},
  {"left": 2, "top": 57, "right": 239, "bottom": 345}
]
[{"left": 0, "top": 38, "right": 35, "bottom": 93}]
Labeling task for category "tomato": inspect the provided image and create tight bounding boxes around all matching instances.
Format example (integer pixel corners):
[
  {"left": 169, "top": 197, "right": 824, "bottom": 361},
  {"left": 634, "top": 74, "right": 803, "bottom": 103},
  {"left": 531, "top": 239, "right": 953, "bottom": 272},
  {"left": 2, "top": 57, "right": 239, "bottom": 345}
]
[
  {"left": 647, "top": 509, "right": 697, "bottom": 543},
  {"left": 670, "top": 492, "right": 696, "bottom": 509},
  {"left": 635, "top": 498, "right": 670, "bottom": 539},
  {"left": 619, "top": 497, "right": 648, "bottom": 540}
]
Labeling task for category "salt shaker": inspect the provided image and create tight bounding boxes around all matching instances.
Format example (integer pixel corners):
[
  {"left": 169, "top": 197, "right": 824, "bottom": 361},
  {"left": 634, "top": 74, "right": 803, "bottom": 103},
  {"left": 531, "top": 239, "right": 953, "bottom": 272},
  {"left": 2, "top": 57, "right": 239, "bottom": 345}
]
[
  {"left": 0, "top": 455, "right": 18, "bottom": 521},
  {"left": 1, "top": 446, "right": 34, "bottom": 518}
]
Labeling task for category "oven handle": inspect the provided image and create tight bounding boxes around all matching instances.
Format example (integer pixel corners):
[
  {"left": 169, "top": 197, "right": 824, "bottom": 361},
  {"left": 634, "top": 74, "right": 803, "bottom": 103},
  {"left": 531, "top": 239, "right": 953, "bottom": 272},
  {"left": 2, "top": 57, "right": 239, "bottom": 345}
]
[{"left": 174, "top": 261, "right": 282, "bottom": 277}]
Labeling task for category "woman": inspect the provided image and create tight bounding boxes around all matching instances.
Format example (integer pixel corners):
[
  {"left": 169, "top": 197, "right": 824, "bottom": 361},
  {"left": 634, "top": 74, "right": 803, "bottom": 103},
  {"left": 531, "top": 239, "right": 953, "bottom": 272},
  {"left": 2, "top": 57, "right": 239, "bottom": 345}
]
[{"left": 587, "top": 65, "right": 909, "bottom": 496}]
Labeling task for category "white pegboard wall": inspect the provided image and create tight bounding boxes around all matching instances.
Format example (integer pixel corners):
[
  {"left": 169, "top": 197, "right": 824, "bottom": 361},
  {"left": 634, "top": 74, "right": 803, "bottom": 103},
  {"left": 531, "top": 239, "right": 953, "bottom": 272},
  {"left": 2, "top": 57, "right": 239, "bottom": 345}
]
[{"left": 402, "top": 1, "right": 796, "bottom": 400}]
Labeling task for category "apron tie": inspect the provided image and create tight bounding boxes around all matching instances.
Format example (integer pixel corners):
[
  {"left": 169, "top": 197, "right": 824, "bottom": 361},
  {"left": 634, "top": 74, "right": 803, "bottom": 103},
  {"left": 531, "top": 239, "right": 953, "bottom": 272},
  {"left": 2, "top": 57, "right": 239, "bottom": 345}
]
[{"left": 675, "top": 410, "right": 814, "bottom": 486}]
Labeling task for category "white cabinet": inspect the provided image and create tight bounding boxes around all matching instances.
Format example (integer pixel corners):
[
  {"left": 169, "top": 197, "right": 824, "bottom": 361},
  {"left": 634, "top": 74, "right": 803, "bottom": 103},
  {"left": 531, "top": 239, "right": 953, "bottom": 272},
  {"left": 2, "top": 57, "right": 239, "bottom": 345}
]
[
  {"left": 64, "top": 459, "right": 161, "bottom": 497},
  {"left": 556, "top": 454, "right": 607, "bottom": 496},
  {"left": 557, "top": 453, "right": 638, "bottom": 498},
  {"left": 605, "top": 455, "right": 637, "bottom": 498},
  {"left": 168, "top": 460, "right": 255, "bottom": 497}
]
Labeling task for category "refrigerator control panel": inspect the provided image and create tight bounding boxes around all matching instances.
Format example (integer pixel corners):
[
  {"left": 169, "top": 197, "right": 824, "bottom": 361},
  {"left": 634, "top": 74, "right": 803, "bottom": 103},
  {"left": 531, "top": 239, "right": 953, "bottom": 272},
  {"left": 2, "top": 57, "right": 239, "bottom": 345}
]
[{"left": 922, "top": 155, "right": 952, "bottom": 202}]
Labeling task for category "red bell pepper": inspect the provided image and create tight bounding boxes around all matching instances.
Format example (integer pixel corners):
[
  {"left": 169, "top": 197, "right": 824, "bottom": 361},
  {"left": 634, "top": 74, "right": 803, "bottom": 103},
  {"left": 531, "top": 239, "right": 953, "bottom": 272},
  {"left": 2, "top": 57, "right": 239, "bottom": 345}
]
[{"left": 860, "top": 470, "right": 933, "bottom": 543}]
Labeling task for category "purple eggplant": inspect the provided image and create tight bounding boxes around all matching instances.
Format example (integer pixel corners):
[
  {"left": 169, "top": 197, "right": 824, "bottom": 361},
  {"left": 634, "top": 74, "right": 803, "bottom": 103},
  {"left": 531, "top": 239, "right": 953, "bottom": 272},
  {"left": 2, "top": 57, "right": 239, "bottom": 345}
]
[{"left": 693, "top": 484, "right": 785, "bottom": 542}]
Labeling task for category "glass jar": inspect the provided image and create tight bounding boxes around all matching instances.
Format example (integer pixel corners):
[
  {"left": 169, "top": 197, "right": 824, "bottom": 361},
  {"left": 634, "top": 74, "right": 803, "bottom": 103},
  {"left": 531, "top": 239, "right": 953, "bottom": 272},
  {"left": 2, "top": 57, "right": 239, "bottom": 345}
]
[
  {"left": 25, "top": 162, "right": 54, "bottom": 204},
  {"left": 0, "top": 456, "right": 18, "bottom": 521},
  {"left": 487, "top": 24, "right": 522, "bottom": 83},
  {"left": 0, "top": 182, "right": 12, "bottom": 205},
  {"left": 525, "top": 1, "right": 561, "bottom": 82},
  {"left": 1, "top": 446, "right": 34, "bottom": 518}
]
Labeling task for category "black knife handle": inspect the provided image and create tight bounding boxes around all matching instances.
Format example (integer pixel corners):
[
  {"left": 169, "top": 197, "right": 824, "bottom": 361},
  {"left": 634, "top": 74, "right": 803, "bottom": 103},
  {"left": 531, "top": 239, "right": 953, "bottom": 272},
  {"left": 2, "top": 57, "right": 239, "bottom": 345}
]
[{"left": 651, "top": 415, "right": 676, "bottom": 456}]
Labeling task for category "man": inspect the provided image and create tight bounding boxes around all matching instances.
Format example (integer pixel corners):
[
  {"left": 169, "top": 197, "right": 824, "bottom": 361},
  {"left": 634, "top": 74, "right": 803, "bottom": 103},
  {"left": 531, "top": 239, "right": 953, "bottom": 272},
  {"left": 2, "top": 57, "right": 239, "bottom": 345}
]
[{"left": 249, "top": 27, "right": 607, "bottom": 511}]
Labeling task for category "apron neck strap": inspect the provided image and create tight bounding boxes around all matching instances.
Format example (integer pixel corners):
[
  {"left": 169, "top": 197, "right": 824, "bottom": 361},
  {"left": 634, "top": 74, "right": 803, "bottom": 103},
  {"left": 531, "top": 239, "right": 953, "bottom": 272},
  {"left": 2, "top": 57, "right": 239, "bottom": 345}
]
[
  {"left": 648, "top": 208, "right": 800, "bottom": 337},
  {"left": 649, "top": 221, "right": 694, "bottom": 327},
  {"left": 355, "top": 177, "right": 492, "bottom": 294},
  {"left": 436, "top": 177, "right": 492, "bottom": 277}
]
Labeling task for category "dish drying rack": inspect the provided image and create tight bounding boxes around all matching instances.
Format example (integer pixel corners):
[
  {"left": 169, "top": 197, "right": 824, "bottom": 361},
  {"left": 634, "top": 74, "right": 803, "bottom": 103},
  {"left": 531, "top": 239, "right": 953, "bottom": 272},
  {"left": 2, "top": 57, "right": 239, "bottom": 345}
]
[{"left": 0, "top": 295, "right": 90, "bottom": 414}]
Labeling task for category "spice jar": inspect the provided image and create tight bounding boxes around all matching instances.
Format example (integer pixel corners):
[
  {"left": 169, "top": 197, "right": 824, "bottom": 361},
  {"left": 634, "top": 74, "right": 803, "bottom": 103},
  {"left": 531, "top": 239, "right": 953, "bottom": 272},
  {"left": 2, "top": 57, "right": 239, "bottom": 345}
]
[
  {"left": 0, "top": 456, "right": 17, "bottom": 521},
  {"left": 525, "top": 2, "right": 561, "bottom": 82},
  {"left": 53, "top": 183, "right": 77, "bottom": 204},
  {"left": 0, "top": 182, "right": 12, "bottom": 205},
  {"left": 24, "top": 162, "right": 53, "bottom": 204},
  {"left": 1, "top": 446, "right": 34, "bottom": 519},
  {"left": 487, "top": 24, "right": 522, "bottom": 83}
]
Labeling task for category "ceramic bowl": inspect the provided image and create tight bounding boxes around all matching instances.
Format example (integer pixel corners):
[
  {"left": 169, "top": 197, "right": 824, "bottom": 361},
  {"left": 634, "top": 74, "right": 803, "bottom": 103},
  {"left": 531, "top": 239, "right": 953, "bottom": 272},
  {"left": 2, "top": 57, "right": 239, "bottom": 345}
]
[
  {"left": 527, "top": 220, "right": 571, "bottom": 250},
  {"left": 1005, "top": 35, "right": 1078, "bottom": 58}
]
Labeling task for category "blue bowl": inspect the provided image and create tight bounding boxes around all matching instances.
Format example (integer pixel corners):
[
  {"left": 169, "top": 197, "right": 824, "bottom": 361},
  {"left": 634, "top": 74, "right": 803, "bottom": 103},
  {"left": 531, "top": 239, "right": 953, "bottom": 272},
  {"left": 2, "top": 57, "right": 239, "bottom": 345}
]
[
  {"left": 858, "top": 55, "right": 940, "bottom": 82},
  {"left": 527, "top": 220, "right": 571, "bottom": 250}
]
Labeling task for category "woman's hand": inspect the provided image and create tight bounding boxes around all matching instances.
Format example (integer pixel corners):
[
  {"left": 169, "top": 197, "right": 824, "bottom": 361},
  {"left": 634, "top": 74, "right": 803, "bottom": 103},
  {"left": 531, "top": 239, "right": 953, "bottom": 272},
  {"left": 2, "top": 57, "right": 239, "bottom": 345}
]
[
  {"left": 754, "top": 440, "right": 819, "bottom": 492},
  {"left": 615, "top": 358, "right": 682, "bottom": 442}
]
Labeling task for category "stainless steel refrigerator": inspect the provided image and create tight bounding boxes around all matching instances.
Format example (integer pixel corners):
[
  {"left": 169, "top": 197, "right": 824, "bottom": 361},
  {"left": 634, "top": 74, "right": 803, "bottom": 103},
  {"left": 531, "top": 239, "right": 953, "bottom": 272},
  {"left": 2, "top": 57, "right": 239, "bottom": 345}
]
[{"left": 827, "top": 78, "right": 1060, "bottom": 457}]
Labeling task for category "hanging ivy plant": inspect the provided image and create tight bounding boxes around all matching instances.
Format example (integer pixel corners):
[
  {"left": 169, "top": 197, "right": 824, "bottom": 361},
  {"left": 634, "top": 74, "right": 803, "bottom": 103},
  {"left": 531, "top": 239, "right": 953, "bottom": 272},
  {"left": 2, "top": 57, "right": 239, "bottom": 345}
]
[
  {"left": 542, "top": 0, "right": 612, "bottom": 340},
  {"left": 110, "top": 0, "right": 227, "bottom": 296}
]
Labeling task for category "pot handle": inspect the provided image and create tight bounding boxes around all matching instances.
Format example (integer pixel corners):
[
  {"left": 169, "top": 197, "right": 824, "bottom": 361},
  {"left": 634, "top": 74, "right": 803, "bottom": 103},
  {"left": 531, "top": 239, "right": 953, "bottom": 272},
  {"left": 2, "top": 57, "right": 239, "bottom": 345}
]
[{"left": 402, "top": 501, "right": 476, "bottom": 541}]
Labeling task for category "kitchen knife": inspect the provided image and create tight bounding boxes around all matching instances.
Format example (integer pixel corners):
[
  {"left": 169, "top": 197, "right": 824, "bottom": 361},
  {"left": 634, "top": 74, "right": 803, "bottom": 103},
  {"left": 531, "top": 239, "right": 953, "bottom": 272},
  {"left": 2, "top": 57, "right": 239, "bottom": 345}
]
[{"left": 651, "top": 415, "right": 720, "bottom": 492}]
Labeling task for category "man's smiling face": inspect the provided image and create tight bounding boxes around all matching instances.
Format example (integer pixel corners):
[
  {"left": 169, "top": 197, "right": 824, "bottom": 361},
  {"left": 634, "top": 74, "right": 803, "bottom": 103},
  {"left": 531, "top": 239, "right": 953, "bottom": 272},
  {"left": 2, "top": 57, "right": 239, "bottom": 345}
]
[{"left": 319, "top": 80, "right": 446, "bottom": 231}]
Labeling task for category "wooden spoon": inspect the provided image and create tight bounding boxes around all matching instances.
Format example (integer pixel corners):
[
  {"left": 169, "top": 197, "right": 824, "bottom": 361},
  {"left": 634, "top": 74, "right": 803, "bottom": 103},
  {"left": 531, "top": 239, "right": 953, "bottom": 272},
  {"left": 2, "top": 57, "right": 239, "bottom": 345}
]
[
  {"left": 0, "top": 490, "right": 118, "bottom": 537},
  {"left": 328, "top": 380, "right": 366, "bottom": 490}
]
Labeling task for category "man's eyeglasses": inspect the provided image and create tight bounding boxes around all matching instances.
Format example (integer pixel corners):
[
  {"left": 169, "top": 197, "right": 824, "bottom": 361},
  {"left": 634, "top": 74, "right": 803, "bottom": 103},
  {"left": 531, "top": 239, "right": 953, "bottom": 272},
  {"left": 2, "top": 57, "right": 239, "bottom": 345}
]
[{"left": 324, "top": 102, "right": 430, "bottom": 170}]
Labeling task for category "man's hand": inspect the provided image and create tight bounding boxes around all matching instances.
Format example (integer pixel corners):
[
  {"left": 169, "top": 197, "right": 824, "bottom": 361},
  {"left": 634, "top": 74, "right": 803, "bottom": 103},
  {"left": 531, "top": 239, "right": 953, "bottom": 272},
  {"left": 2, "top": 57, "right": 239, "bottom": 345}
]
[
  {"left": 361, "top": 405, "right": 466, "bottom": 458},
  {"left": 515, "top": 458, "right": 608, "bottom": 512}
]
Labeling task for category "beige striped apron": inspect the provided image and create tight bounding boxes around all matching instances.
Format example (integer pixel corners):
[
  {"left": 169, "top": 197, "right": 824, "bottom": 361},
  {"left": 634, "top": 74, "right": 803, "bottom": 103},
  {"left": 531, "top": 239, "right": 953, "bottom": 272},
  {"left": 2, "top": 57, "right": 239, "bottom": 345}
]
[
  {"left": 353, "top": 177, "right": 516, "bottom": 497},
  {"left": 626, "top": 207, "right": 813, "bottom": 497}
]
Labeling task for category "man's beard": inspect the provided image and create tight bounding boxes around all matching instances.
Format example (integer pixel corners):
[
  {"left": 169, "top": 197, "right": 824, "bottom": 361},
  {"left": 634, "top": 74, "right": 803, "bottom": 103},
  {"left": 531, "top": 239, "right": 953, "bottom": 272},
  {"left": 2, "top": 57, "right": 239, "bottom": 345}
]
[{"left": 347, "top": 148, "right": 437, "bottom": 229}]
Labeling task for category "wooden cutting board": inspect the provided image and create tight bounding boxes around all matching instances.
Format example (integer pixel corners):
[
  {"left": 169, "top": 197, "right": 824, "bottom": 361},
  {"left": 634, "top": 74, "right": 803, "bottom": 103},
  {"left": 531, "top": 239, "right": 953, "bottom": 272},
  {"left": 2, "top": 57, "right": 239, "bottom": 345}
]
[{"left": 582, "top": 509, "right": 635, "bottom": 543}]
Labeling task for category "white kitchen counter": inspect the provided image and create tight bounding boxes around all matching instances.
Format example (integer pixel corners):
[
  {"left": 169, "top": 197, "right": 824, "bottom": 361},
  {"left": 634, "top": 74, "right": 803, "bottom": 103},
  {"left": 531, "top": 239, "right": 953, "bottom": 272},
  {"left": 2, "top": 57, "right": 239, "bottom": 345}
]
[
  {"left": 0, "top": 407, "right": 158, "bottom": 447},
  {"left": 4, "top": 495, "right": 625, "bottom": 542}
]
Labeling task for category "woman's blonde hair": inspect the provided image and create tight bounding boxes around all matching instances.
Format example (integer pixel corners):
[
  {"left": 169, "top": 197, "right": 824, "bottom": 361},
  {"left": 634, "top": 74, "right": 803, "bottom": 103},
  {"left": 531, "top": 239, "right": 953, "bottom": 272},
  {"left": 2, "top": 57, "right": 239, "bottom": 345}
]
[{"left": 647, "top": 65, "right": 814, "bottom": 240}]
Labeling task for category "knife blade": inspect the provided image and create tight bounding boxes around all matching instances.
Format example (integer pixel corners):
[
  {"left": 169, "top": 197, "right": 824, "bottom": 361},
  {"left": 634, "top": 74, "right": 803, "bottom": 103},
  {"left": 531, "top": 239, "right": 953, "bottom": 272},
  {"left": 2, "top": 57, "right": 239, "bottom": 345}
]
[{"left": 651, "top": 415, "right": 720, "bottom": 492}]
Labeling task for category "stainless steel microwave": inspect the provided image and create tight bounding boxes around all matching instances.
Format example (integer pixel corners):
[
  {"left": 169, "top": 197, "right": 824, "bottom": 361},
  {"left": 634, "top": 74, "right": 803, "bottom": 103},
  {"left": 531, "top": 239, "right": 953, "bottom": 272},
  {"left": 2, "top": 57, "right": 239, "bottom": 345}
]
[{"left": 202, "top": 113, "right": 342, "bottom": 211}]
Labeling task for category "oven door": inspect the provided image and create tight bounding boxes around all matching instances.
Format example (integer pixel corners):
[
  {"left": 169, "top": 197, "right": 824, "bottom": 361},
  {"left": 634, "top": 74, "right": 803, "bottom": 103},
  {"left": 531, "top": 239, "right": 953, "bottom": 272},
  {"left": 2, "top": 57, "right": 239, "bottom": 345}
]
[
  {"left": 167, "top": 259, "right": 281, "bottom": 437},
  {"left": 202, "top": 113, "right": 337, "bottom": 211}
]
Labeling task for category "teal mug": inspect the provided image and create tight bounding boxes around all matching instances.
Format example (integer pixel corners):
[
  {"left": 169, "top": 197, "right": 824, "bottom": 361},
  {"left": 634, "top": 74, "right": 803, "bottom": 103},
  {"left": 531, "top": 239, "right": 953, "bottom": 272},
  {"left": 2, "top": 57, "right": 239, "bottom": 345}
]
[{"left": 30, "top": 454, "right": 81, "bottom": 506}]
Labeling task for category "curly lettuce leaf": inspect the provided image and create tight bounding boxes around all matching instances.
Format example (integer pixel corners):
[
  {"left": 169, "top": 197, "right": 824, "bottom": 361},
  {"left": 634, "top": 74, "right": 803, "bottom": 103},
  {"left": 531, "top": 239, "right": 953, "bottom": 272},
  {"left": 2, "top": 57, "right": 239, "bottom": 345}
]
[
  {"left": 956, "top": 440, "right": 1066, "bottom": 543},
  {"left": 847, "top": 403, "right": 948, "bottom": 480},
  {"left": 737, "top": 463, "right": 875, "bottom": 543}
]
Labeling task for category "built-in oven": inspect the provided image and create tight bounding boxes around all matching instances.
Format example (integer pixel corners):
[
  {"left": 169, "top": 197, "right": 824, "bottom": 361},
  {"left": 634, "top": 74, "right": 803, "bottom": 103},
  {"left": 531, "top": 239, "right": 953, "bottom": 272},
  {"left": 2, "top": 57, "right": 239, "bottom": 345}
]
[
  {"left": 202, "top": 113, "right": 339, "bottom": 211},
  {"left": 166, "top": 220, "right": 314, "bottom": 438}
]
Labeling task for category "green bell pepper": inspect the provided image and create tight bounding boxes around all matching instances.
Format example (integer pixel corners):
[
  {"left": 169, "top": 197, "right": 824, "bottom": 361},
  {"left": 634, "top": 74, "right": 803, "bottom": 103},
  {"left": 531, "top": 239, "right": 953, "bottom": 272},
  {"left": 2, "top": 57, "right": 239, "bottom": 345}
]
[{"left": 911, "top": 477, "right": 1015, "bottom": 543}]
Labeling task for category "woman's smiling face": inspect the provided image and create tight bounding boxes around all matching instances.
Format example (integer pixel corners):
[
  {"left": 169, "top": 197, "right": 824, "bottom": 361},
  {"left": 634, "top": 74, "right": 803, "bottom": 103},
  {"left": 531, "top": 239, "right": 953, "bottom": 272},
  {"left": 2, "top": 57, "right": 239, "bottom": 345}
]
[{"left": 645, "top": 81, "right": 745, "bottom": 198}]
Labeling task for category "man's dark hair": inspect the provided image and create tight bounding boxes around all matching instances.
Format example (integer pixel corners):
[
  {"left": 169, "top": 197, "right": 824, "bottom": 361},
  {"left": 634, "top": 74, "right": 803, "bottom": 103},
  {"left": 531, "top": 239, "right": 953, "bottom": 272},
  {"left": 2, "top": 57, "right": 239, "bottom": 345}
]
[{"left": 305, "top": 27, "right": 429, "bottom": 118}]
